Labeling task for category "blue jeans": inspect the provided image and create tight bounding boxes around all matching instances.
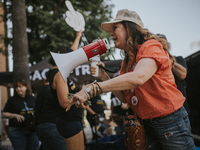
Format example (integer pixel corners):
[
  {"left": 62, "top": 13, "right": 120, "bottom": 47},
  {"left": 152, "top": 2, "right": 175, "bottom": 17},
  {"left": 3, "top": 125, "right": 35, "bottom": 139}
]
[
  {"left": 36, "top": 123, "right": 66, "bottom": 150},
  {"left": 8, "top": 127, "right": 39, "bottom": 150},
  {"left": 144, "top": 106, "right": 195, "bottom": 150}
]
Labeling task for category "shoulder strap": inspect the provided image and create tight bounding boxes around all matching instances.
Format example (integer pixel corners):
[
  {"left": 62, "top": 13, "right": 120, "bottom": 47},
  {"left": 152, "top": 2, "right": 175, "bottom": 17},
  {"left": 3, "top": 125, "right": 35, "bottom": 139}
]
[{"left": 134, "top": 105, "right": 138, "bottom": 122}]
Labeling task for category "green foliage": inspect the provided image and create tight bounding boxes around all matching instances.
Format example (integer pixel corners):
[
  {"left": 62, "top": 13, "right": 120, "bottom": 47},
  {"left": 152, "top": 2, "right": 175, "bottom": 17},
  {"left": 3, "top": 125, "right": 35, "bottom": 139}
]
[
  {"left": 25, "top": 0, "right": 114, "bottom": 64},
  {"left": 0, "top": 0, "right": 115, "bottom": 64}
]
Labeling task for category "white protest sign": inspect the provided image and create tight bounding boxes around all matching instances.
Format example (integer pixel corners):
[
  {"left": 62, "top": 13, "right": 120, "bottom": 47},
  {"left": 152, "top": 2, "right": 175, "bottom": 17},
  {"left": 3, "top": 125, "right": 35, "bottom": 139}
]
[{"left": 65, "top": 0, "right": 85, "bottom": 31}]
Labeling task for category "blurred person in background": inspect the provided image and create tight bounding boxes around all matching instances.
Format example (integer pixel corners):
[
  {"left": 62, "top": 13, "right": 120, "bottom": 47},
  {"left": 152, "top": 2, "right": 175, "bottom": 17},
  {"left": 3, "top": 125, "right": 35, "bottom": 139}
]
[
  {"left": 2, "top": 80, "right": 39, "bottom": 150},
  {"left": 48, "top": 30, "right": 85, "bottom": 150},
  {"left": 110, "top": 93, "right": 129, "bottom": 135},
  {"left": 35, "top": 74, "right": 66, "bottom": 150},
  {"left": 110, "top": 71, "right": 129, "bottom": 135},
  {"left": 86, "top": 96, "right": 109, "bottom": 140},
  {"left": 156, "top": 33, "right": 189, "bottom": 113}
]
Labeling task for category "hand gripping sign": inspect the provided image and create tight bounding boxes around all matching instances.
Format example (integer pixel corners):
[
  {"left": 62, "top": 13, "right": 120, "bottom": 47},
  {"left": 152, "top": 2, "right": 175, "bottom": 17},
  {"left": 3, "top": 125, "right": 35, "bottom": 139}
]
[
  {"left": 65, "top": 0, "right": 88, "bottom": 45},
  {"left": 64, "top": 0, "right": 102, "bottom": 77},
  {"left": 64, "top": 1, "right": 117, "bottom": 77}
]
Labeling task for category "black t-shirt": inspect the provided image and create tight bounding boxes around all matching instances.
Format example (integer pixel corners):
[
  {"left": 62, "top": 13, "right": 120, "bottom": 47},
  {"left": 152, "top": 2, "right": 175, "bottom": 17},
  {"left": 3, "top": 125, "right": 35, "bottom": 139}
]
[
  {"left": 3, "top": 95, "right": 35, "bottom": 127},
  {"left": 35, "top": 84, "right": 57, "bottom": 126},
  {"left": 174, "top": 56, "right": 187, "bottom": 97},
  {"left": 87, "top": 96, "right": 105, "bottom": 115},
  {"left": 111, "top": 93, "right": 128, "bottom": 116},
  {"left": 48, "top": 68, "right": 83, "bottom": 122}
]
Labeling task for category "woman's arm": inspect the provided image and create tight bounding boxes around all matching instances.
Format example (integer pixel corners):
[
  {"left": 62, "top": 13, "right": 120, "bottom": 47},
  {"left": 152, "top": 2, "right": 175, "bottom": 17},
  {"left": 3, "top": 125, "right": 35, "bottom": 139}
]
[
  {"left": 71, "top": 58, "right": 158, "bottom": 108},
  {"left": 86, "top": 106, "right": 96, "bottom": 115},
  {"left": 54, "top": 72, "right": 71, "bottom": 109},
  {"left": 112, "top": 91, "right": 126, "bottom": 103},
  {"left": 100, "top": 58, "right": 158, "bottom": 92},
  {"left": 2, "top": 112, "right": 25, "bottom": 122},
  {"left": 171, "top": 62, "right": 187, "bottom": 80},
  {"left": 71, "top": 31, "right": 82, "bottom": 50}
]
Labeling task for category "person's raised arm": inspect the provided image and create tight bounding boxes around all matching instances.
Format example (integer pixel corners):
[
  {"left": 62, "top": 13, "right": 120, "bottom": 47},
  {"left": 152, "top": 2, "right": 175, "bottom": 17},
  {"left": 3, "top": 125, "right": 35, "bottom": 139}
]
[{"left": 71, "top": 30, "right": 82, "bottom": 50}]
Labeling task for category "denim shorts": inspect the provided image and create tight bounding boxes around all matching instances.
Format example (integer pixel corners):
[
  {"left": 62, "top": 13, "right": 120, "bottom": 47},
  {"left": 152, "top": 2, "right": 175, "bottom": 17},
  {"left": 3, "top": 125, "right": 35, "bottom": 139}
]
[
  {"left": 56, "top": 117, "right": 82, "bottom": 138},
  {"left": 144, "top": 106, "right": 195, "bottom": 150}
]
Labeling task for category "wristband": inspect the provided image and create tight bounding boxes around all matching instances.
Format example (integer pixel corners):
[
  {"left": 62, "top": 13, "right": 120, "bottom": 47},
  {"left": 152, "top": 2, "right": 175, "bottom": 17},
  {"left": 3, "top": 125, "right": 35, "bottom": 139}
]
[
  {"left": 94, "top": 82, "right": 103, "bottom": 93},
  {"left": 85, "top": 85, "right": 92, "bottom": 99}
]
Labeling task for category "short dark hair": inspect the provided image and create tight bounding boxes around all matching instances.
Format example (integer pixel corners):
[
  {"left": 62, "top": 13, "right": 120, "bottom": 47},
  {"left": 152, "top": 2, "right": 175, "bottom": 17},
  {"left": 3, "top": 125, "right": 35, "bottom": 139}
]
[
  {"left": 49, "top": 46, "right": 73, "bottom": 66},
  {"left": 14, "top": 80, "right": 31, "bottom": 96},
  {"left": 156, "top": 33, "right": 167, "bottom": 40}
]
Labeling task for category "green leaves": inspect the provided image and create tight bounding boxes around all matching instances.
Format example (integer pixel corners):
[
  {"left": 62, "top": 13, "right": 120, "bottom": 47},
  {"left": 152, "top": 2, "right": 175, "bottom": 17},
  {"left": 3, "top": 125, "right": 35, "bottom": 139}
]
[
  {"left": 26, "top": 0, "right": 114, "bottom": 64},
  {"left": 1, "top": 0, "right": 115, "bottom": 65}
]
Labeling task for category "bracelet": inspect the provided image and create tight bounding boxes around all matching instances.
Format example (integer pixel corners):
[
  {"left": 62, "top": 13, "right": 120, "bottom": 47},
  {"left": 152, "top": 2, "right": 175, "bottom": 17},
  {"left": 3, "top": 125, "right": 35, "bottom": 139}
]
[
  {"left": 92, "top": 83, "right": 99, "bottom": 96},
  {"left": 85, "top": 82, "right": 103, "bottom": 99},
  {"left": 85, "top": 85, "right": 93, "bottom": 99},
  {"left": 95, "top": 84, "right": 102, "bottom": 96},
  {"left": 92, "top": 83, "right": 96, "bottom": 97},
  {"left": 94, "top": 82, "right": 103, "bottom": 93},
  {"left": 85, "top": 90, "right": 90, "bottom": 99},
  {"left": 90, "top": 82, "right": 103, "bottom": 97}
]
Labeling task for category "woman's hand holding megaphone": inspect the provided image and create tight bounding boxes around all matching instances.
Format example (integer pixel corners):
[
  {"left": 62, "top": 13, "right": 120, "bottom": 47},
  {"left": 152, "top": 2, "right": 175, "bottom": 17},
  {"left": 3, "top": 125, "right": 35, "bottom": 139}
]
[{"left": 90, "top": 61, "right": 111, "bottom": 81}]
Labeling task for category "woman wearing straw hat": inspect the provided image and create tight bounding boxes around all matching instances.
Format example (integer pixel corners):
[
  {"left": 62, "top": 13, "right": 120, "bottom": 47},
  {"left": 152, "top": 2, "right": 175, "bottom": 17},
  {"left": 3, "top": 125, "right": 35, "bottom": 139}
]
[{"left": 68, "top": 9, "right": 195, "bottom": 150}]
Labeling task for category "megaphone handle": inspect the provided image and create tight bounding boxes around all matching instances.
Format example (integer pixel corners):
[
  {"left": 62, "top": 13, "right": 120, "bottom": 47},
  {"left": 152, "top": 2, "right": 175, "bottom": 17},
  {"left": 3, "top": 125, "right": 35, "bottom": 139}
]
[
  {"left": 81, "top": 33, "right": 89, "bottom": 46},
  {"left": 91, "top": 61, "right": 99, "bottom": 77},
  {"left": 90, "top": 55, "right": 100, "bottom": 77}
]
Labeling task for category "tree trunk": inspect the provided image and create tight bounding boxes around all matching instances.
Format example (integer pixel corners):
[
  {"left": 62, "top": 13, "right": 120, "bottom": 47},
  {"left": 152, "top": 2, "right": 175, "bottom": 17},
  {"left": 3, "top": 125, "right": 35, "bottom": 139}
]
[
  {"left": 12, "top": 0, "right": 31, "bottom": 87},
  {"left": 3, "top": 0, "right": 11, "bottom": 97}
]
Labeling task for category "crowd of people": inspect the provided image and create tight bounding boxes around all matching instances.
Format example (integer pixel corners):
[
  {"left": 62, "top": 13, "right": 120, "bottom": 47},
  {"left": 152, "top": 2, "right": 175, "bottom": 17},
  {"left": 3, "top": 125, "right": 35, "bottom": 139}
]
[{"left": 1, "top": 8, "right": 196, "bottom": 150}]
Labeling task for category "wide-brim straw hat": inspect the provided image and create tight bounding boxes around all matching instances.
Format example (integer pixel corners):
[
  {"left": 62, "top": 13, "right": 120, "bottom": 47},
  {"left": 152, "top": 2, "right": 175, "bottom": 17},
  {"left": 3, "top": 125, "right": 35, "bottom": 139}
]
[{"left": 101, "top": 9, "right": 144, "bottom": 32}]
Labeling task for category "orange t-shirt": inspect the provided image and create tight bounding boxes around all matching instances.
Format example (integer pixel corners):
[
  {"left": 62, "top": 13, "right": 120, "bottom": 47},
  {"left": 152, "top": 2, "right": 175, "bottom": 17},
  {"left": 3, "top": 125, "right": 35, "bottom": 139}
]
[{"left": 120, "top": 39, "right": 185, "bottom": 119}]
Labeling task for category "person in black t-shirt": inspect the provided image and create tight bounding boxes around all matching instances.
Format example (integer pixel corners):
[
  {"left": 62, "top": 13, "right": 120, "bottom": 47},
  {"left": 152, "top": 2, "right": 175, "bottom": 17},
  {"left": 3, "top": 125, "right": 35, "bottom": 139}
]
[
  {"left": 48, "top": 30, "right": 84, "bottom": 150},
  {"left": 2, "top": 80, "right": 39, "bottom": 150},
  {"left": 35, "top": 78, "right": 66, "bottom": 150},
  {"left": 86, "top": 96, "right": 108, "bottom": 140},
  {"left": 156, "top": 33, "right": 189, "bottom": 112},
  {"left": 110, "top": 93, "right": 129, "bottom": 134}
]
